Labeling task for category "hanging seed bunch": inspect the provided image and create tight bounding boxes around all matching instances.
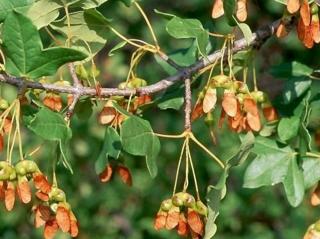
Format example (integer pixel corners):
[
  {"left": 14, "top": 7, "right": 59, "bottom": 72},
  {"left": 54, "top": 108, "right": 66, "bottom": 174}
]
[
  {"left": 154, "top": 192, "right": 207, "bottom": 238},
  {"left": 98, "top": 79, "right": 152, "bottom": 127},
  {"left": 212, "top": 0, "right": 248, "bottom": 22},
  {"left": 277, "top": 1, "right": 320, "bottom": 48},
  {"left": 33, "top": 185, "right": 78, "bottom": 239},
  {"left": 0, "top": 159, "right": 78, "bottom": 239},
  {"left": 192, "top": 74, "right": 278, "bottom": 133}
]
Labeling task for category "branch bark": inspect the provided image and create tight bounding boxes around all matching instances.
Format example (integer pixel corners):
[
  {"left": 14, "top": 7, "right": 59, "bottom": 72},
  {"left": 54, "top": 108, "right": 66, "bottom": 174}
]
[
  {"left": 65, "top": 63, "right": 83, "bottom": 120},
  {"left": 184, "top": 78, "right": 192, "bottom": 131},
  {"left": 0, "top": 20, "right": 282, "bottom": 98}
]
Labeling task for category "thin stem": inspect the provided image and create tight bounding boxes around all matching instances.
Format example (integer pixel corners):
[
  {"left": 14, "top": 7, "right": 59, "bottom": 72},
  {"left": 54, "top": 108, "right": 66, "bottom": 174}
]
[
  {"left": 190, "top": 133, "right": 225, "bottom": 169},
  {"left": 227, "top": 35, "right": 235, "bottom": 79},
  {"left": 306, "top": 152, "right": 320, "bottom": 158},
  {"left": 134, "top": 2, "right": 159, "bottom": 49},
  {"left": 253, "top": 63, "right": 258, "bottom": 91},
  {"left": 310, "top": 75, "right": 320, "bottom": 80},
  {"left": 52, "top": 143, "right": 59, "bottom": 187},
  {"left": 109, "top": 26, "right": 147, "bottom": 49},
  {"left": 6, "top": 101, "right": 17, "bottom": 163},
  {"left": 208, "top": 32, "right": 226, "bottom": 38},
  {"left": 28, "top": 145, "right": 42, "bottom": 157},
  {"left": 0, "top": 49, "right": 6, "bottom": 65},
  {"left": 157, "top": 50, "right": 182, "bottom": 70},
  {"left": 154, "top": 132, "right": 186, "bottom": 139},
  {"left": 8, "top": 102, "right": 18, "bottom": 164},
  {"left": 64, "top": 6, "right": 72, "bottom": 47},
  {"left": 220, "top": 39, "right": 228, "bottom": 74},
  {"left": 186, "top": 144, "right": 200, "bottom": 200},
  {"left": 243, "top": 66, "right": 248, "bottom": 84},
  {"left": 183, "top": 138, "right": 190, "bottom": 192},
  {"left": 173, "top": 139, "right": 187, "bottom": 196},
  {"left": 8, "top": 125, "right": 18, "bottom": 165},
  {"left": 45, "top": 27, "right": 63, "bottom": 45},
  {"left": 0, "top": 102, "right": 16, "bottom": 131},
  {"left": 126, "top": 93, "right": 133, "bottom": 112},
  {"left": 15, "top": 100, "right": 24, "bottom": 161}
]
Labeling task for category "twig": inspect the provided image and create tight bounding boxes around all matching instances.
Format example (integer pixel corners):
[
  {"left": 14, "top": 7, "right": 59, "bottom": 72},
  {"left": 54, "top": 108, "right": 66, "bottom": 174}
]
[
  {"left": 68, "top": 63, "right": 82, "bottom": 87},
  {"left": 0, "top": 20, "right": 283, "bottom": 99},
  {"left": 66, "top": 63, "right": 83, "bottom": 120},
  {"left": 157, "top": 50, "right": 183, "bottom": 70},
  {"left": 184, "top": 78, "right": 192, "bottom": 131}
]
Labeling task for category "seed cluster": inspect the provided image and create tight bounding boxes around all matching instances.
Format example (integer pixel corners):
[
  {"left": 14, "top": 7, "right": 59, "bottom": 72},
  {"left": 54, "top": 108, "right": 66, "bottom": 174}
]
[
  {"left": 192, "top": 74, "right": 278, "bottom": 133},
  {"left": 0, "top": 160, "right": 78, "bottom": 239},
  {"left": 154, "top": 192, "right": 207, "bottom": 238},
  {"left": 277, "top": 1, "right": 320, "bottom": 48}
]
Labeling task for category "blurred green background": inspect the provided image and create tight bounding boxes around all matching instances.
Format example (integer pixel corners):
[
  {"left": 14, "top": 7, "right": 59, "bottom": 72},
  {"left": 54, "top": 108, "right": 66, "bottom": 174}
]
[{"left": 1, "top": 0, "right": 320, "bottom": 238}]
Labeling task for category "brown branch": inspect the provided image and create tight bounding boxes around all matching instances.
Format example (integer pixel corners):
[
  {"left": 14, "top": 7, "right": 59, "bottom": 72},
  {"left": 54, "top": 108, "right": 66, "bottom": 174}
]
[
  {"left": 66, "top": 63, "right": 83, "bottom": 120},
  {"left": 184, "top": 78, "right": 192, "bottom": 131},
  {"left": 0, "top": 20, "right": 282, "bottom": 98}
]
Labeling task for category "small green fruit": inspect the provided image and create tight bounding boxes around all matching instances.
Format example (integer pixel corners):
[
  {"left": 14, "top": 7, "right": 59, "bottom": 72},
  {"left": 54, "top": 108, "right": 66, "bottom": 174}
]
[
  {"left": 184, "top": 194, "right": 196, "bottom": 208},
  {"left": 0, "top": 99, "right": 9, "bottom": 110},
  {"left": 204, "top": 113, "right": 215, "bottom": 127},
  {"left": 212, "top": 75, "right": 229, "bottom": 87},
  {"left": 161, "top": 199, "right": 173, "bottom": 211},
  {"left": 196, "top": 200, "right": 208, "bottom": 216},
  {"left": 251, "top": 91, "right": 265, "bottom": 103},
  {"left": 50, "top": 188, "right": 66, "bottom": 202}
]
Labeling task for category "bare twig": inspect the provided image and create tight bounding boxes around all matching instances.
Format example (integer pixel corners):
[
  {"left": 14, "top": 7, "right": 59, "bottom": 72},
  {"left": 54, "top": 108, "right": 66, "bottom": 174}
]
[
  {"left": 184, "top": 78, "right": 192, "bottom": 131},
  {"left": 68, "top": 63, "right": 82, "bottom": 87},
  {"left": 0, "top": 20, "right": 283, "bottom": 99},
  {"left": 66, "top": 63, "right": 83, "bottom": 120},
  {"left": 157, "top": 51, "right": 183, "bottom": 70}
]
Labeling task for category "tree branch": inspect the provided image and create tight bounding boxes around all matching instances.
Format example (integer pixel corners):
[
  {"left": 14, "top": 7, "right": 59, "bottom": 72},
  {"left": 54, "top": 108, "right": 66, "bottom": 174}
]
[
  {"left": 0, "top": 20, "right": 283, "bottom": 98},
  {"left": 66, "top": 63, "right": 83, "bottom": 120},
  {"left": 184, "top": 78, "right": 192, "bottom": 131}
]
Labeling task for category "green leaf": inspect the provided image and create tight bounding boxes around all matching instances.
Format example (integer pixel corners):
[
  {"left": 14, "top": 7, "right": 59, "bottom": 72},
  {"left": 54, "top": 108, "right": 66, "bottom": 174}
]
[
  {"left": 237, "top": 23, "right": 253, "bottom": 45},
  {"left": 26, "top": 0, "right": 61, "bottom": 28},
  {"left": 309, "top": 94, "right": 320, "bottom": 129},
  {"left": 244, "top": 137, "right": 294, "bottom": 188},
  {"left": 223, "top": 0, "right": 236, "bottom": 26},
  {"left": 26, "top": 107, "right": 73, "bottom": 172},
  {"left": 120, "top": 116, "right": 160, "bottom": 178},
  {"left": 282, "top": 77, "right": 312, "bottom": 104},
  {"left": 27, "top": 107, "right": 72, "bottom": 141},
  {"left": 229, "top": 132, "right": 255, "bottom": 166},
  {"left": 270, "top": 61, "right": 313, "bottom": 78},
  {"left": 277, "top": 116, "right": 301, "bottom": 142},
  {"left": 59, "top": 139, "right": 73, "bottom": 173},
  {"left": 204, "top": 167, "right": 229, "bottom": 239},
  {"left": 155, "top": 41, "right": 197, "bottom": 75},
  {"left": 259, "top": 122, "right": 277, "bottom": 137},
  {"left": 282, "top": 157, "right": 304, "bottom": 207},
  {"left": 117, "top": 0, "right": 133, "bottom": 7},
  {"left": 72, "top": 0, "right": 109, "bottom": 9},
  {"left": 50, "top": 9, "right": 109, "bottom": 60},
  {"left": 3, "top": 12, "right": 87, "bottom": 79},
  {"left": 109, "top": 41, "right": 127, "bottom": 56},
  {"left": 156, "top": 87, "right": 184, "bottom": 111},
  {"left": 166, "top": 16, "right": 209, "bottom": 56},
  {"left": 95, "top": 127, "right": 122, "bottom": 174},
  {"left": 75, "top": 98, "right": 94, "bottom": 120},
  {"left": 157, "top": 96, "right": 184, "bottom": 110},
  {"left": 0, "top": 0, "right": 33, "bottom": 22},
  {"left": 302, "top": 157, "right": 320, "bottom": 189}
]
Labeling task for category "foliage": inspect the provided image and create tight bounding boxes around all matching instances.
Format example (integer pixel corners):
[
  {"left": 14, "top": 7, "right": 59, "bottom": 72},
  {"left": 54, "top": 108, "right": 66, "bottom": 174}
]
[{"left": 0, "top": 0, "right": 320, "bottom": 239}]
